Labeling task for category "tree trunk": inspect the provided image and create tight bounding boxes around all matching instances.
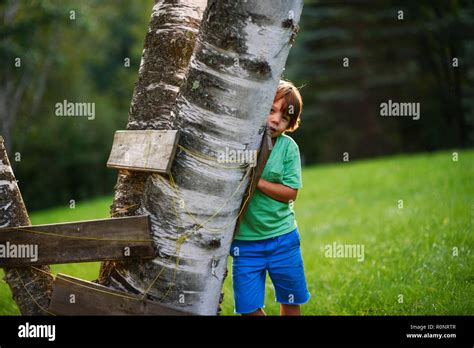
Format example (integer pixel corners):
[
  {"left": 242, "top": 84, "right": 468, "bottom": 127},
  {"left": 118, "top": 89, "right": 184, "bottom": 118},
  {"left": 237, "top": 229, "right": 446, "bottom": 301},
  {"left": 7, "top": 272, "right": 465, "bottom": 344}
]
[
  {"left": 98, "top": 0, "right": 207, "bottom": 281},
  {"left": 104, "top": 0, "right": 303, "bottom": 315},
  {"left": 0, "top": 136, "right": 53, "bottom": 315}
]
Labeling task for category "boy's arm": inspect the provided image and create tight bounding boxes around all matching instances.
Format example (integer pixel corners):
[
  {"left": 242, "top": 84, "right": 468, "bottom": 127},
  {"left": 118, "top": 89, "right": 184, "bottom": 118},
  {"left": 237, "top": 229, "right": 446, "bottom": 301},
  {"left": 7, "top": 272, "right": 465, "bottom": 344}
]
[{"left": 257, "top": 178, "right": 298, "bottom": 203}]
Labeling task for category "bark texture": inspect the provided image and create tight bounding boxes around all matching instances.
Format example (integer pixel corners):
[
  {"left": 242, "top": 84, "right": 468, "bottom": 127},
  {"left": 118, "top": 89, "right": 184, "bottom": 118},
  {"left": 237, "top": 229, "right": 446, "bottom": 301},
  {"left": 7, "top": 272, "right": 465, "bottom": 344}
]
[
  {"left": 104, "top": 0, "right": 303, "bottom": 315},
  {"left": 99, "top": 0, "right": 207, "bottom": 283},
  {"left": 1, "top": 136, "right": 53, "bottom": 315}
]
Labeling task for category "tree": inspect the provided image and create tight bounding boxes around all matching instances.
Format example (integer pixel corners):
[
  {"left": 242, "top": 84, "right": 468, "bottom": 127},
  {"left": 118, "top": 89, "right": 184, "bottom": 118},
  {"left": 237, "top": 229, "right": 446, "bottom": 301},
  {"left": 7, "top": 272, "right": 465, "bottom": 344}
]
[
  {"left": 101, "top": 0, "right": 303, "bottom": 315},
  {"left": 98, "top": 0, "right": 208, "bottom": 284},
  {"left": 1, "top": 136, "right": 53, "bottom": 315},
  {"left": 2, "top": 0, "right": 204, "bottom": 315}
]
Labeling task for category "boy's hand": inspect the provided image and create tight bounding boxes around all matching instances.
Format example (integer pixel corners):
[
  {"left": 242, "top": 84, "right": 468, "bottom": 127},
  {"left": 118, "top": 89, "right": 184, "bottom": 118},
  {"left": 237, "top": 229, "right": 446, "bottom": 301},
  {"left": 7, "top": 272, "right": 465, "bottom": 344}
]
[{"left": 257, "top": 178, "right": 297, "bottom": 203}]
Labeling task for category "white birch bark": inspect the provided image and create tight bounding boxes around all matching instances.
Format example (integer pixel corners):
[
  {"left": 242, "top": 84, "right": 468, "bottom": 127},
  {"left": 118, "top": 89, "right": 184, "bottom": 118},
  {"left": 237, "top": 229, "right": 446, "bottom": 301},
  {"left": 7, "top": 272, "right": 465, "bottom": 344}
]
[
  {"left": 0, "top": 136, "right": 53, "bottom": 315},
  {"left": 107, "top": 0, "right": 303, "bottom": 315},
  {"left": 98, "top": 0, "right": 207, "bottom": 281}
]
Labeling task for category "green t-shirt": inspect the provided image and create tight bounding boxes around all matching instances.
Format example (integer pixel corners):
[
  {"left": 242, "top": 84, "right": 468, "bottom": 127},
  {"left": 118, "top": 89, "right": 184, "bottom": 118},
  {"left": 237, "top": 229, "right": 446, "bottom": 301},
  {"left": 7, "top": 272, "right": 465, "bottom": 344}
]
[{"left": 235, "top": 133, "right": 302, "bottom": 241}]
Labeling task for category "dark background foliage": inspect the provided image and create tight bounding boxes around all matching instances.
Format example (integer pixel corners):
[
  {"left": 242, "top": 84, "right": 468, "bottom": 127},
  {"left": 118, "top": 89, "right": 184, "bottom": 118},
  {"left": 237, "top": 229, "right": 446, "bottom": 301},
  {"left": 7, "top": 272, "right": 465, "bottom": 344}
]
[{"left": 1, "top": 0, "right": 473, "bottom": 210}]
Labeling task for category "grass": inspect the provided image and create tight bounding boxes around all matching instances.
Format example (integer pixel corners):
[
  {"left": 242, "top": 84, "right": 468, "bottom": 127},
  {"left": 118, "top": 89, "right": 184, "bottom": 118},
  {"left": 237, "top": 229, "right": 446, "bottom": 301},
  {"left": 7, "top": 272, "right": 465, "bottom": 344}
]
[
  {"left": 0, "top": 197, "right": 110, "bottom": 315},
  {"left": 1, "top": 150, "right": 472, "bottom": 315}
]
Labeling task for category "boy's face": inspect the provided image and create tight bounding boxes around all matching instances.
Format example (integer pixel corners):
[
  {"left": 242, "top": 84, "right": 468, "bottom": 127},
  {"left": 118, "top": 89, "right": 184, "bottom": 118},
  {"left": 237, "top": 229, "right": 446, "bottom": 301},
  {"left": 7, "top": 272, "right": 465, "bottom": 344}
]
[{"left": 267, "top": 97, "right": 290, "bottom": 138}]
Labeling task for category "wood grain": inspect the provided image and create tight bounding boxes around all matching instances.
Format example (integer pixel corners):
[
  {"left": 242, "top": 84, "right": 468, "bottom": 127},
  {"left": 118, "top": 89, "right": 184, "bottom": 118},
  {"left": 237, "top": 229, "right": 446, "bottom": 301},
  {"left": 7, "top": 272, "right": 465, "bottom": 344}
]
[
  {"left": 233, "top": 128, "right": 273, "bottom": 238},
  {"left": 49, "top": 273, "right": 193, "bottom": 315},
  {"left": 0, "top": 216, "right": 155, "bottom": 266},
  {"left": 107, "top": 130, "right": 180, "bottom": 174}
]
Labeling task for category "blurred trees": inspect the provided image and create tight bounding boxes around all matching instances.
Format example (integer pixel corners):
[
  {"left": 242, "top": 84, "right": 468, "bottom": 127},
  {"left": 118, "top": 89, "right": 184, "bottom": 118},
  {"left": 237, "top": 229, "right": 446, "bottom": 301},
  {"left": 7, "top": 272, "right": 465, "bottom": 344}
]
[
  {"left": 1, "top": 0, "right": 153, "bottom": 210},
  {"left": 287, "top": 0, "right": 474, "bottom": 163},
  {"left": 1, "top": 0, "right": 473, "bottom": 210}
]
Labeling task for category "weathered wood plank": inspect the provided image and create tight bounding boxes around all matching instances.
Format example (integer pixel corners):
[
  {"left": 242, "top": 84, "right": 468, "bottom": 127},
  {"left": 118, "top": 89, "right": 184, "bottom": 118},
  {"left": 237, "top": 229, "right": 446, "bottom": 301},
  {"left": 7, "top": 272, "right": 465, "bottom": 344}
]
[
  {"left": 49, "top": 273, "right": 192, "bottom": 315},
  {"left": 0, "top": 216, "right": 155, "bottom": 266},
  {"left": 107, "top": 130, "right": 180, "bottom": 174},
  {"left": 233, "top": 127, "right": 274, "bottom": 237}
]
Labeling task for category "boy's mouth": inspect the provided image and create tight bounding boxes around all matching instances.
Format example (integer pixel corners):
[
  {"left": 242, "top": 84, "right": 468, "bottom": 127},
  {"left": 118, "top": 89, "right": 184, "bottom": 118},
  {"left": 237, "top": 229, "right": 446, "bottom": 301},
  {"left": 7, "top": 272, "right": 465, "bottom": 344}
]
[{"left": 269, "top": 127, "right": 277, "bottom": 133}]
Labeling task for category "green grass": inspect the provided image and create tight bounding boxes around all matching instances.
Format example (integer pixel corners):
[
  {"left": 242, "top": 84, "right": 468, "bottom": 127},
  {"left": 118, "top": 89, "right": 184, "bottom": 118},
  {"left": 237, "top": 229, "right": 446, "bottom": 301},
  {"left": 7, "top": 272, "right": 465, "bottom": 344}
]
[
  {"left": 0, "top": 197, "right": 110, "bottom": 315},
  {"left": 1, "top": 150, "right": 472, "bottom": 315}
]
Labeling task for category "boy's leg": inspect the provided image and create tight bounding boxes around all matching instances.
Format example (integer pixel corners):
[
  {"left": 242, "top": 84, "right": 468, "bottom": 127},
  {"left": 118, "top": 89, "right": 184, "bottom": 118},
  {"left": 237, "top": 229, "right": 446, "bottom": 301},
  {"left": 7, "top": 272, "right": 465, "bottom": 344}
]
[
  {"left": 280, "top": 304, "right": 300, "bottom": 316},
  {"left": 267, "top": 229, "right": 311, "bottom": 315},
  {"left": 230, "top": 239, "right": 267, "bottom": 315},
  {"left": 242, "top": 308, "right": 266, "bottom": 316}
]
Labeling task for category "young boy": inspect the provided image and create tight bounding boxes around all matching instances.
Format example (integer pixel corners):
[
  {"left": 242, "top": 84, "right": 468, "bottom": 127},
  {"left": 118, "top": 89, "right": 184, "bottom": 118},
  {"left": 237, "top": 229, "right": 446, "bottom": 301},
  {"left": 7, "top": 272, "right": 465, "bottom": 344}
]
[{"left": 230, "top": 79, "right": 310, "bottom": 316}]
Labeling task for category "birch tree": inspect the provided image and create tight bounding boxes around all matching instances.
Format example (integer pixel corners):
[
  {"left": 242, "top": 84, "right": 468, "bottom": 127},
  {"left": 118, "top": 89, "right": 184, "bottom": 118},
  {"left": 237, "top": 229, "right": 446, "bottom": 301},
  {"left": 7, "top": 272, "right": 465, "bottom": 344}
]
[
  {"left": 1, "top": 0, "right": 205, "bottom": 315},
  {"left": 102, "top": 0, "right": 303, "bottom": 315},
  {"left": 99, "top": 0, "right": 207, "bottom": 281},
  {"left": 1, "top": 136, "right": 53, "bottom": 315}
]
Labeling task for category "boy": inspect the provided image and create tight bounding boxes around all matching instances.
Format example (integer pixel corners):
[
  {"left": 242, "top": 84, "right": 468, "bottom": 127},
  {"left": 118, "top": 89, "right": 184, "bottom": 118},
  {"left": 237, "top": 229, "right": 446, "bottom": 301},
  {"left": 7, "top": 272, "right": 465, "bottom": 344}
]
[{"left": 230, "top": 79, "right": 310, "bottom": 316}]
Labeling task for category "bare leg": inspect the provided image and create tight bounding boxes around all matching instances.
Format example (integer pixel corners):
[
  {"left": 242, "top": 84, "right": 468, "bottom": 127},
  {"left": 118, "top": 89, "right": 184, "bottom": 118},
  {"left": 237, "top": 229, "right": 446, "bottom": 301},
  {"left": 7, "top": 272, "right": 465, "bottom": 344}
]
[
  {"left": 280, "top": 304, "right": 301, "bottom": 316},
  {"left": 242, "top": 308, "right": 266, "bottom": 316}
]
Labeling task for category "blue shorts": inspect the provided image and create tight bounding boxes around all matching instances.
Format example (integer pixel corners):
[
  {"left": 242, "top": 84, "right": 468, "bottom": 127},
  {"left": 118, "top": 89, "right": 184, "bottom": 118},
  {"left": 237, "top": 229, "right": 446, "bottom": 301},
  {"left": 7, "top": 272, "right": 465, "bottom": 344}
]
[{"left": 230, "top": 228, "right": 311, "bottom": 314}]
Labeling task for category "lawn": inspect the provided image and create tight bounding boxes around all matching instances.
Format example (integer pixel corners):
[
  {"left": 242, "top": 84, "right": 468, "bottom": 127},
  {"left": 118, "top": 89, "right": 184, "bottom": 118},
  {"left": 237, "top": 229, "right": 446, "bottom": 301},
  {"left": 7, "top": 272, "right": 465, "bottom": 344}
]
[{"left": 1, "top": 150, "right": 472, "bottom": 315}]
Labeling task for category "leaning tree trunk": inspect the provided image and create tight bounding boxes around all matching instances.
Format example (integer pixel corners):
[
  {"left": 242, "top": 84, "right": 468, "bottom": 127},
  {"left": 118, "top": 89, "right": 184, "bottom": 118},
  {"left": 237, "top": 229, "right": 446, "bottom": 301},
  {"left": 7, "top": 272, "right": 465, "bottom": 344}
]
[
  {"left": 0, "top": 136, "right": 53, "bottom": 315},
  {"left": 105, "top": 0, "right": 303, "bottom": 315},
  {"left": 99, "top": 0, "right": 207, "bottom": 281}
]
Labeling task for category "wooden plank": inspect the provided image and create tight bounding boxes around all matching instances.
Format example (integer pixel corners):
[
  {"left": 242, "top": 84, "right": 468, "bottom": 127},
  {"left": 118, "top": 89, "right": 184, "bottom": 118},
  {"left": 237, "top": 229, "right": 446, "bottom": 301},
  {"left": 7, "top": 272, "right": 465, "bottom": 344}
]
[
  {"left": 107, "top": 130, "right": 180, "bottom": 174},
  {"left": 233, "top": 127, "right": 273, "bottom": 238},
  {"left": 49, "top": 273, "right": 192, "bottom": 315},
  {"left": 0, "top": 216, "right": 155, "bottom": 267},
  {"left": 0, "top": 136, "right": 54, "bottom": 315}
]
